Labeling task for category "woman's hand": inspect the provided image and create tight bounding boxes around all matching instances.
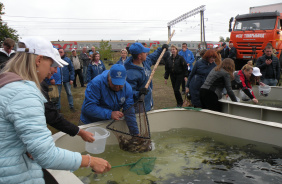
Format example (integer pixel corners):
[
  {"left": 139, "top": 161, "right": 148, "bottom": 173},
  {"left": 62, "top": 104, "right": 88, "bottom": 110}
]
[
  {"left": 185, "top": 88, "right": 189, "bottom": 94},
  {"left": 184, "top": 77, "right": 188, "bottom": 82},
  {"left": 165, "top": 79, "right": 167, "bottom": 85},
  {"left": 259, "top": 82, "right": 265, "bottom": 86},
  {"left": 91, "top": 157, "right": 111, "bottom": 174},
  {"left": 252, "top": 98, "right": 258, "bottom": 104},
  {"left": 78, "top": 129, "right": 95, "bottom": 143}
]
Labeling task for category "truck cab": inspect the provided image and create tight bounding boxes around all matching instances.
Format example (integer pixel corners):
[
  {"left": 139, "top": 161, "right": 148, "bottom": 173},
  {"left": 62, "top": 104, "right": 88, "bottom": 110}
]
[{"left": 229, "top": 11, "right": 282, "bottom": 69}]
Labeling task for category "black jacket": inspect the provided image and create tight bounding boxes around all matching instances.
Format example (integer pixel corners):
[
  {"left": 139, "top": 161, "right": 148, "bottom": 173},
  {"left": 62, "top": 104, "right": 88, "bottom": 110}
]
[
  {"left": 220, "top": 47, "right": 229, "bottom": 59},
  {"left": 164, "top": 54, "right": 188, "bottom": 79},
  {"left": 0, "top": 49, "right": 15, "bottom": 69},
  {"left": 256, "top": 55, "right": 280, "bottom": 81},
  {"left": 228, "top": 47, "right": 236, "bottom": 59},
  {"left": 41, "top": 80, "right": 79, "bottom": 136}
]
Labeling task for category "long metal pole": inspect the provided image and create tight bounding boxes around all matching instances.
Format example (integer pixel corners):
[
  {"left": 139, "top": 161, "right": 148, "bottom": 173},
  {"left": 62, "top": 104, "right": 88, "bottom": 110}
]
[
  {"left": 202, "top": 11, "right": 206, "bottom": 49},
  {"left": 168, "top": 26, "right": 171, "bottom": 39},
  {"left": 200, "top": 11, "right": 203, "bottom": 43}
]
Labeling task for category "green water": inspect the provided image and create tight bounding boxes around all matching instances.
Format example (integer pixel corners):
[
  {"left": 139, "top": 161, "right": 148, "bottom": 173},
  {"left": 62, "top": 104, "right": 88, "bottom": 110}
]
[{"left": 74, "top": 128, "right": 282, "bottom": 184}]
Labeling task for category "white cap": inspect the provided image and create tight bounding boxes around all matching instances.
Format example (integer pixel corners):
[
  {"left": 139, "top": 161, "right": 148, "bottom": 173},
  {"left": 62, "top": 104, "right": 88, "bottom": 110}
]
[
  {"left": 17, "top": 36, "right": 63, "bottom": 67},
  {"left": 252, "top": 67, "right": 262, "bottom": 76},
  {"left": 213, "top": 45, "right": 219, "bottom": 49},
  {"left": 71, "top": 48, "right": 76, "bottom": 52},
  {"left": 53, "top": 48, "right": 69, "bottom": 66}
]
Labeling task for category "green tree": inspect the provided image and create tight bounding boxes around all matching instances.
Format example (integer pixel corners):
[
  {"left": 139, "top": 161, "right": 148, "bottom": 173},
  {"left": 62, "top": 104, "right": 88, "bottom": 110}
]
[
  {"left": 225, "top": 37, "right": 230, "bottom": 42},
  {"left": 219, "top": 36, "right": 225, "bottom": 42},
  {"left": 0, "top": 2, "right": 19, "bottom": 44},
  {"left": 98, "top": 40, "right": 112, "bottom": 62}
]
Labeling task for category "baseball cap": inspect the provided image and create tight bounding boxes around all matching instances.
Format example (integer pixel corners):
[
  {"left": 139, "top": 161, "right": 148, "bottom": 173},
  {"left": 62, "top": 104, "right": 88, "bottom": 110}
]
[
  {"left": 71, "top": 48, "right": 76, "bottom": 52},
  {"left": 17, "top": 36, "right": 63, "bottom": 67},
  {"left": 53, "top": 48, "right": 69, "bottom": 66},
  {"left": 110, "top": 64, "right": 127, "bottom": 85},
  {"left": 213, "top": 45, "right": 219, "bottom": 49},
  {"left": 129, "top": 42, "right": 150, "bottom": 54},
  {"left": 252, "top": 67, "right": 262, "bottom": 76}
]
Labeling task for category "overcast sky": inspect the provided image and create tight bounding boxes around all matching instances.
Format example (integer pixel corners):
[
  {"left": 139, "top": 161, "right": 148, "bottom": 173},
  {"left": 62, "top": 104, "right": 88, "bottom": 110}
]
[{"left": 1, "top": 0, "right": 282, "bottom": 42}]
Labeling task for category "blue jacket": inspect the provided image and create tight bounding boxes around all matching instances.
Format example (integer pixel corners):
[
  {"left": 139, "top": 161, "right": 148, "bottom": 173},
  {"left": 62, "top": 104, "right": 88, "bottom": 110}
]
[
  {"left": 51, "top": 67, "right": 62, "bottom": 85},
  {"left": 178, "top": 49, "right": 195, "bottom": 71},
  {"left": 0, "top": 72, "right": 81, "bottom": 184},
  {"left": 80, "top": 70, "right": 139, "bottom": 135},
  {"left": 116, "top": 57, "right": 128, "bottom": 65},
  {"left": 87, "top": 60, "right": 106, "bottom": 83},
  {"left": 61, "top": 55, "right": 75, "bottom": 83},
  {"left": 187, "top": 59, "right": 216, "bottom": 107},
  {"left": 124, "top": 48, "right": 162, "bottom": 111}
]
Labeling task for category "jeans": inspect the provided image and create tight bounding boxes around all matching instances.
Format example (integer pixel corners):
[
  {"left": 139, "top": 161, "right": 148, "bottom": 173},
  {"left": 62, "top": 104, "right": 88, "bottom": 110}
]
[
  {"left": 262, "top": 78, "right": 277, "bottom": 86},
  {"left": 83, "top": 66, "right": 88, "bottom": 83},
  {"left": 57, "top": 82, "right": 74, "bottom": 110}
]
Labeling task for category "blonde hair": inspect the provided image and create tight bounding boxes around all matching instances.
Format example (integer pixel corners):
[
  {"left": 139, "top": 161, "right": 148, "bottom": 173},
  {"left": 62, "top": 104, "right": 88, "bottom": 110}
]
[
  {"left": 241, "top": 64, "right": 256, "bottom": 84},
  {"left": 170, "top": 45, "right": 178, "bottom": 51},
  {"left": 247, "top": 60, "right": 253, "bottom": 66},
  {"left": 241, "top": 64, "right": 253, "bottom": 71},
  {"left": 1, "top": 52, "right": 41, "bottom": 89}
]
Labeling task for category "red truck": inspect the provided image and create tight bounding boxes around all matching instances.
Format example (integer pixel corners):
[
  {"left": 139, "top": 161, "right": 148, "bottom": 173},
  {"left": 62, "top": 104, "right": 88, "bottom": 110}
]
[{"left": 229, "top": 3, "right": 282, "bottom": 69}]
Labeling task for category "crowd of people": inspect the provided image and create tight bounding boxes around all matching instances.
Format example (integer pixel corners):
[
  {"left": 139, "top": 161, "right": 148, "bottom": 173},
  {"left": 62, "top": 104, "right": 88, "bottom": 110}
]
[{"left": 0, "top": 36, "right": 281, "bottom": 183}]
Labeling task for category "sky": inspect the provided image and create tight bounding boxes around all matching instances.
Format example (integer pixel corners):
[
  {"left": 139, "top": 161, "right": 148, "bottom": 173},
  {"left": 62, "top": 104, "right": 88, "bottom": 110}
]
[{"left": 1, "top": 0, "right": 282, "bottom": 42}]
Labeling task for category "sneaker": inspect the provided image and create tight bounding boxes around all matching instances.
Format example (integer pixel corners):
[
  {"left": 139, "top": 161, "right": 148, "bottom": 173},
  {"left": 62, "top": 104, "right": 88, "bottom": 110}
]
[
  {"left": 70, "top": 107, "right": 76, "bottom": 112},
  {"left": 81, "top": 85, "right": 86, "bottom": 87}
]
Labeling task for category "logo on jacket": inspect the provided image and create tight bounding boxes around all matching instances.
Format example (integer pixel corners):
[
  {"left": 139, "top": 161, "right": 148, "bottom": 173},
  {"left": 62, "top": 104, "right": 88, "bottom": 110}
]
[
  {"left": 99, "top": 66, "right": 103, "bottom": 70},
  {"left": 119, "top": 97, "right": 125, "bottom": 104},
  {"left": 116, "top": 71, "right": 122, "bottom": 78},
  {"left": 144, "top": 68, "right": 151, "bottom": 77}
]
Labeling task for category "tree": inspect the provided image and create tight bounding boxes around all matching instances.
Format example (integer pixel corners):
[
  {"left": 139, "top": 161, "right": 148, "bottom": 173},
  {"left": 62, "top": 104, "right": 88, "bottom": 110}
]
[
  {"left": 219, "top": 36, "right": 225, "bottom": 42},
  {"left": 225, "top": 37, "right": 230, "bottom": 42},
  {"left": 98, "top": 40, "right": 112, "bottom": 62},
  {"left": 0, "top": 2, "right": 19, "bottom": 44}
]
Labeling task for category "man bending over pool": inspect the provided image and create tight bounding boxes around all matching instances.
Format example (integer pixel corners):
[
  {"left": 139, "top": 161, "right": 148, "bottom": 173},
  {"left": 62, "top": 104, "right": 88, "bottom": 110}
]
[{"left": 80, "top": 64, "right": 139, "bottom": 135}]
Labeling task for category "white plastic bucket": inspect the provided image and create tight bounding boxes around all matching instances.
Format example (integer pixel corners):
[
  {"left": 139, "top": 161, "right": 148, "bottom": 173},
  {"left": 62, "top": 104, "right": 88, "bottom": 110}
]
[
  {"left": 239, "top": 89, "right": 252, "bottom": 101},
  {"left": 226, "top": 96, "right": 240, "bottom": 102},
  {"left": 259, "top": 85, "right": 271, "bottom": 97},
  {"left": 85, "top": 127, "right": 110, "bottom": 154}
]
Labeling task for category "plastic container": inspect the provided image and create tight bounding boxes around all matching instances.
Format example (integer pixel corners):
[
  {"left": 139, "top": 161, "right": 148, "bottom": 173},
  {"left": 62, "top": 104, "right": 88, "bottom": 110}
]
[
  {"left": 85, "top": 127, "right": 110, "bottom": 154},
  {"left": 240, "top": 89, "right": 252, "bottom": 101},
  {"left": 226, "top": 96, "right": 240, "bottom": 102},
  {"left": 259, "top": 85, "right": 271, "bottom": 97}
]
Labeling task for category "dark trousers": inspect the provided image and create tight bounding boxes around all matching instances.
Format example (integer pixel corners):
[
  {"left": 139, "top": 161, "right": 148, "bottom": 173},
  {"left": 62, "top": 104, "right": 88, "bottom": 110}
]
[
  {"left": 74, "top": 69, "right": 84, "bottom": 87},
  {"left": 200, "top": 88, "right": 221, "bottom": 112},
  {"left": 171, "top": 74, "right": 184, "bottom": 106}
]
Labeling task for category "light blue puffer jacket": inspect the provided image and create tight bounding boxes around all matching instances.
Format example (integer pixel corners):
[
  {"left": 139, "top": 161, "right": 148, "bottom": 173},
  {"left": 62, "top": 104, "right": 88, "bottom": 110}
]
[{"left": 0, "top": 73, "right": 82, "bottom": 184}]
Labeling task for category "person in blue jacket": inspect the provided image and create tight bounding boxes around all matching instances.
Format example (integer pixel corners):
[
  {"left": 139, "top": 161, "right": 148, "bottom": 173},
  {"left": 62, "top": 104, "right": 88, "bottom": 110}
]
[
  {"left": 178, "top": 43, "right": 195, "bottom": 94},
  {"left": 58, "top": 48, "right": 75, "bottom": 112},
  {"left": 80, "top": 64, "right": 139, "bottom": 135},
  {"left": 87, "top": 52, "right": 106, "bottom": 83},
  {"left": 124, "top": 42, "right": 168, "bottom": 112},
  {"left": 186, "top": 49, "right": 217, "bottom": 108},
  {"left": 116, "top": 48, "right": 128, "bottom": 65}
]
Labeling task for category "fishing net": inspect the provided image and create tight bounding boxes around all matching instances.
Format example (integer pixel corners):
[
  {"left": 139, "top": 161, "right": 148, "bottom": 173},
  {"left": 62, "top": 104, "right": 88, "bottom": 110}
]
[
  {"left": 106, "top": 98, "right": 152, "bottom": 153},
  {"left": 92, "top": 157, "right": 156, "bottom": 175},
  {"left": 129, "top": 157, "right": 156, "bottom": 175}
]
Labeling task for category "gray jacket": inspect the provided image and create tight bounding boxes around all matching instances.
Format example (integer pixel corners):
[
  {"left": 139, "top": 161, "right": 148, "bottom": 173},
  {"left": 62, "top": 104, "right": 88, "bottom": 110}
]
[
  {"left": 201, "top": 68, "right": 237, "bottom": 101},
  {"left": 79, "top": 52, "right": 91, "bottom": 67}
]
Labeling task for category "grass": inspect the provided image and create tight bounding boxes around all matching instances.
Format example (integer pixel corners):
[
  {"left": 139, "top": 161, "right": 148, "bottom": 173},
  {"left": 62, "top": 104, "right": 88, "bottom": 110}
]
[{"left": 48, "top": 63, "right": 181, "bottom": 134}]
